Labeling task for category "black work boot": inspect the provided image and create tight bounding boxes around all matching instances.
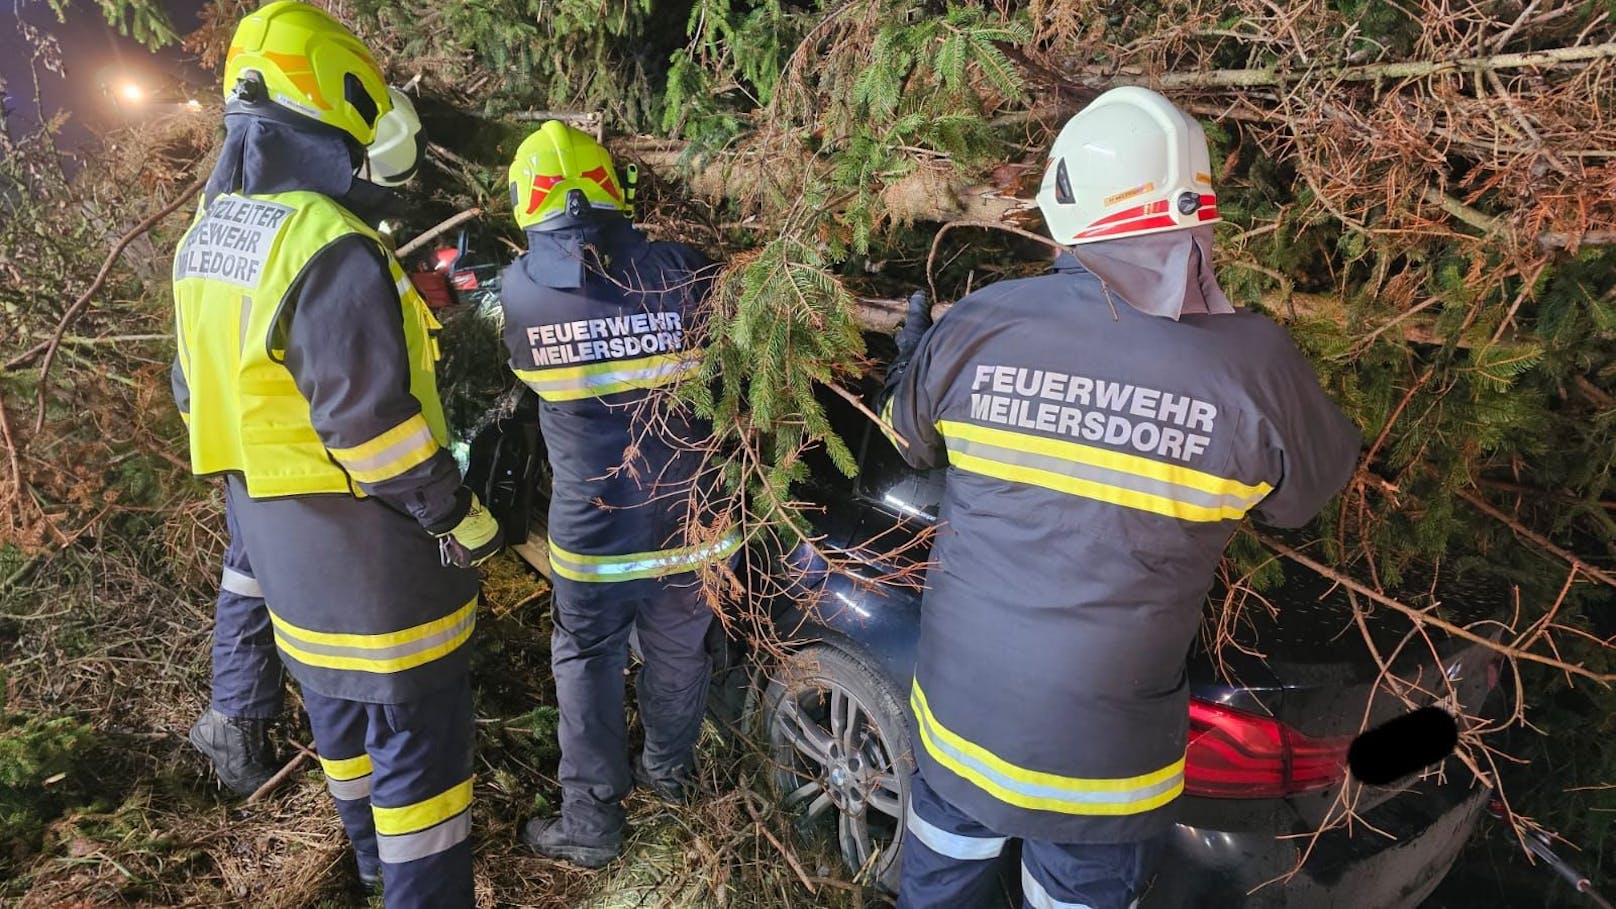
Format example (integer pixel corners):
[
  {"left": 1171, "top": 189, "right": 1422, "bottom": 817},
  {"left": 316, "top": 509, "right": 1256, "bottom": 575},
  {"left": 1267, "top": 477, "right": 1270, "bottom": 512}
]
[
  {"left": 634, "top": 757, "right": 693, "bottom": 805},
  {"left": 521, "top": 816, "right": 622, "bottom": 869},
  {"left": 187, "top": 707, "right": 278, "bottom": 797}
]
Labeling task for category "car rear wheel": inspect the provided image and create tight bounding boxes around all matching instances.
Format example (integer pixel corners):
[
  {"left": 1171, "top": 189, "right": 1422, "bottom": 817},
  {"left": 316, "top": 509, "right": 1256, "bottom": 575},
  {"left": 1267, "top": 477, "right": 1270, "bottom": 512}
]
[{"left": 762, "top": 644, "right": 913, "bottom": 892}]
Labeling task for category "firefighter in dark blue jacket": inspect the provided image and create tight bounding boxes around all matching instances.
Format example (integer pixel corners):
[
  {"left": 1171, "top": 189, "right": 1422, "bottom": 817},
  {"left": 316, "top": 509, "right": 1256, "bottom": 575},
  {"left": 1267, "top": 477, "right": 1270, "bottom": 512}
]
[
  {"left": 499, "top": 122, "right": 733, "bottom": 868},
  {"left": 172, "top": 5, "right": 500, "bottom": 904},
  {"left": 880, "top": 87, "right": 1362, "bottom": 908}
]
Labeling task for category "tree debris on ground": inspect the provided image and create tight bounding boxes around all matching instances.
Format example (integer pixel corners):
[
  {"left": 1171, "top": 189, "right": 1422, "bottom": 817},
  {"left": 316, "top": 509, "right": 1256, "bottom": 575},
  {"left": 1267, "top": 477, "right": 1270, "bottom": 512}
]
[{"left": 2, "top": 0, "right": 1615, "bottom": 904}]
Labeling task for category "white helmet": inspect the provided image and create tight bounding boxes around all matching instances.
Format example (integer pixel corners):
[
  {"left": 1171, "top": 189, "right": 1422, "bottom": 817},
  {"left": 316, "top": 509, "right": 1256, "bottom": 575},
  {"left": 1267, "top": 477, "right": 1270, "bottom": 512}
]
[
  {"left": 363, "top": 86, "right": 425, "bottom": 187},
  {"left": 1036, "top": 86, "right": 1220, "bottom": 245}
]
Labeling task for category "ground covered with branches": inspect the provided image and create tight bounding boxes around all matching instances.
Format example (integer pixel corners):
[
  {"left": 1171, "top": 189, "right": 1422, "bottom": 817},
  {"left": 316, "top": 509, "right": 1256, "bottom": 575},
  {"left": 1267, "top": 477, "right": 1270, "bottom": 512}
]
[{"left": 3, "top": 0, "right": 1616, "bottom": 905}]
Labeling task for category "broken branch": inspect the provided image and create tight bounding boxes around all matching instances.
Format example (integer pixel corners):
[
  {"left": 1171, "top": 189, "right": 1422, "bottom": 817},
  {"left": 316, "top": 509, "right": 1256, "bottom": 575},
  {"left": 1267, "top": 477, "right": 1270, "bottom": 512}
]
[
  {"left": 245, "top": 747, "right": 313, "bottom": 805},
  {"left": 32, "top": 175, "right": 207, "bottom": 438},
  {"left": 1137, "top": 42, "right": 1616, "bottom": 89},
  {"left": 1255, "top": 534, "right": 1616, "bottom": 683},
  {"left": 1458, "top": 489, "right": 1616, "bottom": 590},
  {"left": 396, "top": 207, "right": 484, "bottom": 259}
]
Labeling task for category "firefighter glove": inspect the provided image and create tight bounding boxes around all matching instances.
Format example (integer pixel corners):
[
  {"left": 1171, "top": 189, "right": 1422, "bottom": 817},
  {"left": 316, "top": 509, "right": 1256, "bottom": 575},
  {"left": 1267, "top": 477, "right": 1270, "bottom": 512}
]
[
  {"left": 883, "top": 289, "right": 933, "bottom": 408},
  {"left": 435, "top": 489, "right": 505, "bottom": 568},
  {"left": 895, "top": 290, "right": 933, "bottom": 361}
]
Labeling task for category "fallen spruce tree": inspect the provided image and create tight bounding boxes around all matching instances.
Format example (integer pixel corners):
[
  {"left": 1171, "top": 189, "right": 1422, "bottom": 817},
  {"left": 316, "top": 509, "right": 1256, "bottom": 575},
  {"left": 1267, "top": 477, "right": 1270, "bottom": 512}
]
[{"left": 1, "top": 0, "right": 1614, "bottom": 903}]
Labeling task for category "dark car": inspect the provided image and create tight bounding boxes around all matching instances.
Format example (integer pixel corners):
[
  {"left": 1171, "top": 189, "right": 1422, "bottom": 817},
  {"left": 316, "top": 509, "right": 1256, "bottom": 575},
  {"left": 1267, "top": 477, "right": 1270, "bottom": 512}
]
[{"left": 464, "top": 374, "right": 1507, "bottom": 907}]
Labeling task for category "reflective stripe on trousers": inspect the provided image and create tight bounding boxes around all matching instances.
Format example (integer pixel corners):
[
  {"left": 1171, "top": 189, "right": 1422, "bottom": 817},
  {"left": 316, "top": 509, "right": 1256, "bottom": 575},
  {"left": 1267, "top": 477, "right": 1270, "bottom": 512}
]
[
  {"left": 321, "top": 752, "right": 375, "bottom": 802},
  {"left": 220, "top": 565, "right": 264, "bottom": 598},
  {"left": 374, "top": 777, "right": 473, "bottom": 864},
  {"left": 547, "top": 531, "right": 742, "bottom": 584},
  {"left": 211, "top": 488, "right": 283, "bottom": 720},
  {"left": 1022, "top": 864, "right": 1093, "bottom": 909},
  {"left": 302, "top": 681, "right": 475, "bottom": 908},
  {"left": 937, "top": 419, "right": 1270, "bottom": 523},
  {"left": 905, "top": 802, "right": 1007, "bottom": 861},
  {"left": 898, "top": 768, "right": 1158, "bottom": 909},
  {"left": 912, "top": 681, "right": 1184, "bottom": 816}
]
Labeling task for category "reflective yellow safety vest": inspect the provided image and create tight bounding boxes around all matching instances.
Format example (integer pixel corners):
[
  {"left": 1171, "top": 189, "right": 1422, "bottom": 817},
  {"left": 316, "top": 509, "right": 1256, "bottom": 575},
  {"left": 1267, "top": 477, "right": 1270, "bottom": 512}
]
[{"left": 172, "top": 190, "right": 447, "bottom": 498}]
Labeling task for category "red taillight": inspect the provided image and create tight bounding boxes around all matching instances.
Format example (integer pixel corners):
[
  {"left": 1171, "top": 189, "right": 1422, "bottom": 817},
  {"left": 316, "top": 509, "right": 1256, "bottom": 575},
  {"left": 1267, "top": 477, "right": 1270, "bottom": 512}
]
[{"left": 1185, "top": 699, "right": 1351, "bottom": 799}]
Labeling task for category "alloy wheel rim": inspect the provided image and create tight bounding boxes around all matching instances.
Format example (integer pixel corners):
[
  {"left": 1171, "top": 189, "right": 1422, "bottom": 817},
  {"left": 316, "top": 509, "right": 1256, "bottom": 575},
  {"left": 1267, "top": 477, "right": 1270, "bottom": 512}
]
[{"left": 773, "top": 677, "right": 904, "bottom": 874}]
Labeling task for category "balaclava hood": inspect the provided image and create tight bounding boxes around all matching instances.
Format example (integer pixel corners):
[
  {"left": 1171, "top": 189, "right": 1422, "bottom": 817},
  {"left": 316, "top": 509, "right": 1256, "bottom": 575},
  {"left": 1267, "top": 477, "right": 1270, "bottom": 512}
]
[{"left": 1067, "top": 225, "right": 1233, "bottom": 320}]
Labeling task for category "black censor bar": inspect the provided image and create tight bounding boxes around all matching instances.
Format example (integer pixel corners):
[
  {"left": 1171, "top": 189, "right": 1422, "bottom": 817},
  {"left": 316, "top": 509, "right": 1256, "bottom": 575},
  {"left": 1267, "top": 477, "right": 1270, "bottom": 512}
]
[{"left": 1346, "top": 706, "right": 1459, "bottom": 786}]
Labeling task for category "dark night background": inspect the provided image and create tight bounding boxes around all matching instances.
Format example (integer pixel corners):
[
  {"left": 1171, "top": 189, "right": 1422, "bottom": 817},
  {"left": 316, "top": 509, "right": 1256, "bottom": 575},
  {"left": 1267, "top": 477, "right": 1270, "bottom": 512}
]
[{"left": 0, "top": 0, "right": 207, "bottom": 148}]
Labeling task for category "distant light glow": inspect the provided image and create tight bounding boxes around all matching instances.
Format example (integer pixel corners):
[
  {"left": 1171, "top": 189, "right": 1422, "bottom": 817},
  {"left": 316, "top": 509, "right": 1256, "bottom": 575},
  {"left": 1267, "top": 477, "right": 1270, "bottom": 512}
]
[{"left": 119, "top": 83, "right": 144, "bottom": 103}]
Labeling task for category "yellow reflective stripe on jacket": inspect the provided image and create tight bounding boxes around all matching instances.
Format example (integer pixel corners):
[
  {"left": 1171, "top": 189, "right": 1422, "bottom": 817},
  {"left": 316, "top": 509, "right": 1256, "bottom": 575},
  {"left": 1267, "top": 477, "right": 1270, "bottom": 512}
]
[
  {"left": 547, "top": 531, "right": 741, "bottom": 583},
  {"left": 328, "top": 413, "right": 440, "bottom": 484},
  {"left": 937, "top": 420, "right": 1270, "bottom": 523},
  {"left": 514, "top": 350, "right": 703, "bottom": 402},
  {"left": 879, "top": 397, "right": 901, "bottom": 447},
  {"left": 912, "top": 682, "right": 1184, "bottom": 816},
  {"left": 270, "top": 597, "right": 476, "bottom": 674}
]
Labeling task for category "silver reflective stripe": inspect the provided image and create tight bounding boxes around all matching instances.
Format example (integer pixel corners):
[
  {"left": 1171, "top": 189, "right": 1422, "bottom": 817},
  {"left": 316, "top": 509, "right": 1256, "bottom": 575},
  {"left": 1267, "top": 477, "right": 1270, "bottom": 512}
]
[
  {"left": 277, "top": 607, "right": 475, "bottom": 663},
  {"left": 914, "top": 705, "right": 1183, "bottom": 808},
  {"left": 338, "top": 421, "right": 436, "bottom": 476},
  {"left": 905, "top": 803, "right": 1006, "bottom": 861},
  {"left": 548, "top": 532, "right": 742, "bottom": 580},
  {"left": 1022, "top": 863, "right": 1096, "bottom": 909},
  {"left": 376, "top": 809, "right": 471, "bottom": 864},
  {"left": 327, "top": 773, "right": 373, "bottom": 802},
  {"left": 527, "top": 358, "right": 698, "bottom": 393},
  {"left": 221, "top": 566, "right": 264, "bottom": 598},
  {"left": 947, "top": 434, "right": 1264, "bottom": 514}
]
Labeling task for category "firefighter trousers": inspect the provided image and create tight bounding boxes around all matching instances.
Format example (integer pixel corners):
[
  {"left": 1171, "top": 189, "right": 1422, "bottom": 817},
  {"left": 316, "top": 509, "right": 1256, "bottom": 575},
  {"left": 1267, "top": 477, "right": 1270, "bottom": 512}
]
[
  {"left": 551, "top": 579, "right": 714, "bottom": 839},
  {"left": 303, "top": 679, "right": 476, "bottom": 909},
  {"left": 897, "top": 769, "right": 1160, "bottom": 909},
  {"left": 210, "top": 489, "right": 283, "bottom": 720}
]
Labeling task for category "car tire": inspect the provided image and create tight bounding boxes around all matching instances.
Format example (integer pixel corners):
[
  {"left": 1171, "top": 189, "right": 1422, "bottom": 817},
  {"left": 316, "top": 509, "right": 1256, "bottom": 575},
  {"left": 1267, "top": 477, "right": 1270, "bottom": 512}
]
[{"left": 762, "top": 643, "right": 914, "bottom": 893}]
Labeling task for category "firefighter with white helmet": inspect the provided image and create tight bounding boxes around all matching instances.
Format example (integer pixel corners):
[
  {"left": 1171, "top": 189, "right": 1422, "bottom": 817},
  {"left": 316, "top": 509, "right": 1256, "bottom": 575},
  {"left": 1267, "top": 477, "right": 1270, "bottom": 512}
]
[
  {"left": 881, "top": 87, "right": 1362, "bottom": 907},
  {"left": 172, "top": 3, "right": 497, "bottom": 904}
]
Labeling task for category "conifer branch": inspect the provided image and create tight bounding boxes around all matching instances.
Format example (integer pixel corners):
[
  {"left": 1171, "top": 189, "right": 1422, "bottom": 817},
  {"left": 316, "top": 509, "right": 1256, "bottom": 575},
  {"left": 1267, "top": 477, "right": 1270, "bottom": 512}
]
[
  {"left": 1257, "top": 535, "right": 1616, "bottom": 683},
  {"left": 1458, "top": 489, "right": 1616, "bottom": 591}
]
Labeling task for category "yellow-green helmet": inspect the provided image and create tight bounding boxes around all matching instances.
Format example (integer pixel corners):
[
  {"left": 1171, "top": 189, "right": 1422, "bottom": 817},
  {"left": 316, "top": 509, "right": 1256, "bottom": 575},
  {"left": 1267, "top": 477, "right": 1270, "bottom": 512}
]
[
  {"left": 223, "top": 1, "right": 391, "bottom": 146},
  {"left": 508, "top": 121, "right": 627, "bottom": 231}
]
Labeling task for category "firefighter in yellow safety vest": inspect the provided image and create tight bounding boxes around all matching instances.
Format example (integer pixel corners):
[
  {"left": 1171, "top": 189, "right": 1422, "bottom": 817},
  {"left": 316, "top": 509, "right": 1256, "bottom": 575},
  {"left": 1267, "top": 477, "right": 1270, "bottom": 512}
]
[{"left": 170, "top": 4, "right": 500, "bottom": 905}]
